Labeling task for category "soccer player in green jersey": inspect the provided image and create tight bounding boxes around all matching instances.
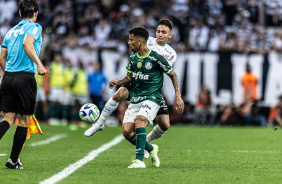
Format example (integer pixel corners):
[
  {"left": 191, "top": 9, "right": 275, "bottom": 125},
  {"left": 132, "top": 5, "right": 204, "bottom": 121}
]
[
  {"left": 109, "top": 27, "right": 184, "bottom": 168},
  {"left": 85, "top": 20, "right": 179, "bottom": 160}
]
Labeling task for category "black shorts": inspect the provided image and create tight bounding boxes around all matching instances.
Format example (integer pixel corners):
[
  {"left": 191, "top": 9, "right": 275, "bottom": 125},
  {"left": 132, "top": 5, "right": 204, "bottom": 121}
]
[
  {"left": 157, "top": 96, "right": 169, "bottom": 116},
  {"left": 121, "top": 84, "right": 169, "bottom": 116},
  {"left": 121, "top": 85, "right": 131, "bottom": 101},
  {"left": 0, "top": 72, "right": 37, "bottom": 115}
]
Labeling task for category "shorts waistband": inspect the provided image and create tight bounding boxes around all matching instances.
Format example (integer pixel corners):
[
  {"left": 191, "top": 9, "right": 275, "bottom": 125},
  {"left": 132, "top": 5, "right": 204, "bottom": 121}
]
[{"left": 4, "top": 71, "right": 35, "bottom": 76}]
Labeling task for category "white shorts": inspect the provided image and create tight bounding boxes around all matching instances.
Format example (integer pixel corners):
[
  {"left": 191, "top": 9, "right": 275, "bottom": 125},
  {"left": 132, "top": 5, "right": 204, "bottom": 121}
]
[
  {"left": 73, "top": 94, "right": 88, "bottom": 105},
  {"left": 62, "top": 91, "right": 74, "bottom": 106},
  {"left": 36, "top": 87, "right": 46, "bottom": 102},
  {"left": 48, "top": 88, "right": 64, "bottom": 103},
  {"left": 123, "top": 100, "right": 160, "bottom": 125}
]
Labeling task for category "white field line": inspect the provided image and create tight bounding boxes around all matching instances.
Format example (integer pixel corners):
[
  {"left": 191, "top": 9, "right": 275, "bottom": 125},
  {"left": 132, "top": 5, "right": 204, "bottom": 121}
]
[
  {"left": 0, "top": 154, "right": 7, "bottom": 157},
  {"left": 39, "top": 134, "right": 124, "bottom": 184},
  {"left": 29, "top": 134, "right": 67, "bottom": 147},
  {"left": 186, "top": 150, "right": 282, "bottom": 154}
]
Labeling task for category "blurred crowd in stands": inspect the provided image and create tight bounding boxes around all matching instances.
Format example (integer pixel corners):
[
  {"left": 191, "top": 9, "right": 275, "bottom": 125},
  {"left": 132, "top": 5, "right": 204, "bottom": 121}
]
[{"left": 1, "top": 0, "right": 282, "bottom": 127}]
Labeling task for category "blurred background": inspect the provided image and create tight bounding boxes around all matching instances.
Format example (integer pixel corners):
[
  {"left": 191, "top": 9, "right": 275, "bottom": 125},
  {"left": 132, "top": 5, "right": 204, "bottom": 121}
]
[{"left": 1, "top": 0, "right": 282, "bottom": 128}]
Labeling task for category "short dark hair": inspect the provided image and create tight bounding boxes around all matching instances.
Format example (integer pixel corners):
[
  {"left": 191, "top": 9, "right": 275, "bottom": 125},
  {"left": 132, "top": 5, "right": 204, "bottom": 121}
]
[
  {"left": 129, "top": 26, "right": 149, "bottom": 42},
  {"left": 19, "top": 0, "right": 39, "bottom": 19},
  {"left": 158, "top": 19, "right": 173, "bottom": 30}
]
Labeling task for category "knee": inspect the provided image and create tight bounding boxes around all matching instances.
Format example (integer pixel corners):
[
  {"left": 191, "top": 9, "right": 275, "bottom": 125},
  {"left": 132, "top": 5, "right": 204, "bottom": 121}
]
[
  {"left": 134, "top": 116, "right": 147, "bottom": 128},
  {"left": 112, "top": 92, "right": 124, "bottom": 102},
  {"left": 122, "top": 126, "right": 133, "bottom": 139},
  {"left": 158, "top": 121, "right": 170, "bottom": 131}
]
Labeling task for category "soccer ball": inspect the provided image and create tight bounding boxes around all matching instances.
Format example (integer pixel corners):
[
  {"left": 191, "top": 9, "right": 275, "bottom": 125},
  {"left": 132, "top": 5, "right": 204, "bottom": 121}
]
[{"left": 79, "top": 103, "right": 100, "bottom": 124}]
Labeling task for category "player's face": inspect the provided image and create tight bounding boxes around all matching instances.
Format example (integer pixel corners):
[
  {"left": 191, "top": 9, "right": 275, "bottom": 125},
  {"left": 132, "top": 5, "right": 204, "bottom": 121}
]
[
  {"left": 156, "top": 25, "right": 172, "bottom": 46},
  {"left": 128, "top": 34, "right": 140, "bottom": 52}
]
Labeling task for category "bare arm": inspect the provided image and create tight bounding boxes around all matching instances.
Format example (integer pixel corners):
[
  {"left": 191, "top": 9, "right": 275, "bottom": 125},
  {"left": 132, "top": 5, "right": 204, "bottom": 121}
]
[
  {"left": 0, "top": 47, "right": 7, "bottom": 71},
  {"left": 109, "top": 72, "right": 132, "bottom": 89},
  {"left": 167, "top": 70, "right": 184, "bottom": 113},
  {"left": 23, "top": 35, "right": 46, "bottom": 75}
]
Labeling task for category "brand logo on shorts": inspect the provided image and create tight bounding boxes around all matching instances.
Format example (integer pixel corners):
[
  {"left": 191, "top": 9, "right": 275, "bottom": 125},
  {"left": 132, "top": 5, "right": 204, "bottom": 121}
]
[
  {"left": 141, "top": 104, "right": 151, "bottom": 110},
  {"left": 145, "top": 62, "right": 152, "bottom": 70}
]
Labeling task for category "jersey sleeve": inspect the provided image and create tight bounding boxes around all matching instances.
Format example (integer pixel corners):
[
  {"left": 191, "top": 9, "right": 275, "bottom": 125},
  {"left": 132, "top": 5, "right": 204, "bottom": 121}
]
[
  {"left": 126, "top": 56, "right": 133, "bottom": 73},
  {"left": 26, "top": 24, "right": 42, "bottom": 41},
  {"left": 157, "top": 55, "right": 172, "bottom": 74},
  {"left": 2, "top": 35, "right": 8, "bottom": 48},
  {"left": 167, "top": 51, "right": 177, "bottom": 66}
]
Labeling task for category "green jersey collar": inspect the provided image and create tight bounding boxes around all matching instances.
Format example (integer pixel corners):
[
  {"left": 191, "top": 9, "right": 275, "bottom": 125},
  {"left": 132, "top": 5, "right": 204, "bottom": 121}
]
[{"left": 137, "top": 50, "right": 151, "bottom": 59}]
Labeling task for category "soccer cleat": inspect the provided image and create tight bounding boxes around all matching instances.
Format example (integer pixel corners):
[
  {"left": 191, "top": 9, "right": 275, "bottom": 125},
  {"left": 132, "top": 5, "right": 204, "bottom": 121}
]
[
  {"left": 84, "top": 123, "right": 104, "bottom": 137},
  {"left": 149, "top": 144, "right": 160, "bottom": 167},
  {"left": 5, "top": 158, "right": 24, "bottom": 170},
  {"left": 128, "top": 159, "right": 146, "bottom": 168},
  {"left": 144, "top": 150, "right": 149, "bottom": 159}
]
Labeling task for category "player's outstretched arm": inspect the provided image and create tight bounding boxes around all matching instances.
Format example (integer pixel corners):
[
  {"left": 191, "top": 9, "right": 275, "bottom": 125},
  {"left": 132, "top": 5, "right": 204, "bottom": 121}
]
[
  {"left": 167, "top": 70, "right": 184, "bottom": 113},
  {"left": 23, "top": 35, "right": 46, "bottom": 75},
  {"left": 109, "top": 72, "right": 132, "bottom": 89}
]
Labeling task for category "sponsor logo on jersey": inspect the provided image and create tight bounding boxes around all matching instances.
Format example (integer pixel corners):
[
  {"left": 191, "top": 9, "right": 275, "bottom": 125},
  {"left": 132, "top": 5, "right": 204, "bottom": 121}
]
[
  {"left": 127, "top": 62, "right": 131, "bottom": 70},
  {"left": 7, "top": 28, "right": 25, "bottom": 38},
  {"left": 167, "top": 55, "right": 174, "bottom": 61},
  {"left": 164, "top": 48, "right": 172, "bottom": 55},
  {"left": 132, "top": 72, "right": 149, "bottom": 80},
  {"left": 158, "top": 61, "right": 167, "bottom": 70},
  {"left": 137, "top": 62, "right": 142, "bottom": 68},
  {"left": 145, "top": 62, "right": 152, "bottom": 70},
  {"left": 148, "top": 55, "right": 157, "bottom": 61}
]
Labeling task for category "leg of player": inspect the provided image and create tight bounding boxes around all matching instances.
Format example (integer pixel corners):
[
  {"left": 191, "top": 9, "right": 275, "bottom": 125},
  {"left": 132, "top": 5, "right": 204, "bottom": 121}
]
[
  {"left": 123, "top": 123, "right": 154, "bottom": 156},
  {"left": 147, "top": 114, "right": 170, "bottom": 143},
  {"left": 84, "top": 87, "right": 129, "bottom": 137},
  {"left": 0, "top": 113, "right": 14, "bottom": 140},
  {"left": 128, "top": 115, "right": 160, "bottom": 168},
  {"left": 5, "top": 113, "right": 28, "bottom": 170}
]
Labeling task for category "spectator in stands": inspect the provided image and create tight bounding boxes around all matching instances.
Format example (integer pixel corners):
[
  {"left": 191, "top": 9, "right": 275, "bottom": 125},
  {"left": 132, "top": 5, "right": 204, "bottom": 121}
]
[
  {"left": 268, "top": 95, "right": 282, "bottom": 126},
  {"left": 88, "top": 62, "right": 108, "bottom": 111},
  {"left": 206, "top": 0, "right": 224, "bottom": 27},
  {"left": 247, "top": 0, "right": 259, "bottom": 24},
  {"left": 273, "top": 30, "right": 282, "bottom": 52},
  {"left": 78, "top": 26, "right": 92, "bottom": 47},
  {"left": 237, "top": 20, "right": 252, "bottom": 54},
  {"left": 224, "top": 0, "right": 241, "bottom": 26},
  {"left": 207, "top": 24, "right": 226, "bottom": 52},
  {"left": 0, "top": 20, "right": 11, "bottom": 38},
  {"left": 241, "top": 98, "right": 267, "bottom": 126},
  {"left": 189, "top": 19, "right": 209, "bottom": 51},
  {"left": 264, "top": 0, "right": 279, "bottom": 27},
  {"left": 194, "top": 84, "right": 214, "bottom": 125},
  {"left": 219, "top": 32, "right": 237, "bottom": 52},
  {"left": 0, "top": 0, "right": 17, "bottom": 25},
  {"left": 219, "top": 102, "right": 243, "bottom": 126},
  {"left": 249, "top": 32, "right": 271, "bottom": 54},
  {"left": 273, "top": 1, "right": 282, "bottom": 27}
]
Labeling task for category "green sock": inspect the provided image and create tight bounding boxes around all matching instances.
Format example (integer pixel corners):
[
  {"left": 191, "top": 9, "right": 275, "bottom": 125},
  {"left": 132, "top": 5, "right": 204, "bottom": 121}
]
[
  {"left": 136, "top": 128, "right": 146, "bottom": 161},
  {"left": 127, "top": 133, "right": 153, "bottom": 152}
]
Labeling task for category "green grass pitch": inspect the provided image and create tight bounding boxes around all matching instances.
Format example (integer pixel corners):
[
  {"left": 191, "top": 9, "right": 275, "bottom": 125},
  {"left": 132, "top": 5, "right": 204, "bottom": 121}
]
[{"left": 1, "top": 124, "right": 282, "bottom": 184}]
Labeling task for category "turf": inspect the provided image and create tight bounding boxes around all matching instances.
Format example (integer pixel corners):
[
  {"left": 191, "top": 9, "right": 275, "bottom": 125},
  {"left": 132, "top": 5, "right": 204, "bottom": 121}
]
[{"left": 1, "top": 124, "right": 282, "bottom": 184}]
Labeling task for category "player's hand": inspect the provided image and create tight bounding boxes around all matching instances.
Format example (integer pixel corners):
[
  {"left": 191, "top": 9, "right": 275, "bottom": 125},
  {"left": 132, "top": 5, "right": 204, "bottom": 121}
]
[
  {"left": 37, "top": 65, "right": 47, "bottom": 76},
  {"left": 175, "top": 96, "right": 184, "bottom": 113},
  {"left": 109, "top": 80, "right": 117, "bottom": 89}
]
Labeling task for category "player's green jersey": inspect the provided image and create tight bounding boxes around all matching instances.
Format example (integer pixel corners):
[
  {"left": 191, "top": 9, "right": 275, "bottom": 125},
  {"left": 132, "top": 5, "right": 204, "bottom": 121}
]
[{"left": 126, "top": 50, "right": 172, "bottom": 105}]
